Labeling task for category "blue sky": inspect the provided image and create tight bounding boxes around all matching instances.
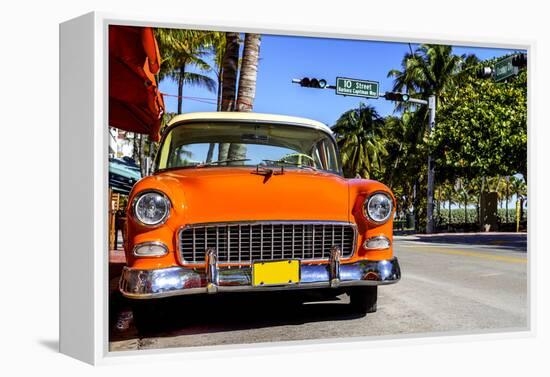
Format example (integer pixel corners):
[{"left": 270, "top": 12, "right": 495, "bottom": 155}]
[{"left": 159, "top": 33, "right": 520, "bottom": 126}]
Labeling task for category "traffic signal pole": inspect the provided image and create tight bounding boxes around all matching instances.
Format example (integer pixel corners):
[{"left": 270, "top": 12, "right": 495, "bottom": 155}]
[
  {"left": 384, "top": 93, "right": 437, "bottom": 233},
  {"left": 426, "top": 95, "right": 436, "bottom": 234}
]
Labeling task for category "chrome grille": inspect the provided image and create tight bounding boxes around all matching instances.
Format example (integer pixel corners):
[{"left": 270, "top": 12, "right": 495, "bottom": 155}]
[{"left": 178, "top": 222, "right": 356, "bottom": 263}]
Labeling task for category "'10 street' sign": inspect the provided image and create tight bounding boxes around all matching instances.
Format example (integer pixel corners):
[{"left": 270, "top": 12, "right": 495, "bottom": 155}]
[
  {"left": 336, "top": 77, "right": 379, "bottom": 99},
  {"left": 494, "top": 56, "right": 517, "bottom": 82}
]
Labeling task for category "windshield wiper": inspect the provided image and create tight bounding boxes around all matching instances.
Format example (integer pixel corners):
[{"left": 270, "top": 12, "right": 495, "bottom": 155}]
[
  {"left": 196, "top": 158, "right": 251, "bottom": 167},
  {"left": 262, "top": 159, "right": 317, "bottom": 171}
]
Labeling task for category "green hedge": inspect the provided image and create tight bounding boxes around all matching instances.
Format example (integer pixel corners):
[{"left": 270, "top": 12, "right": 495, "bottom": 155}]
[{"left": 434, "top": 208, "right": 526, "bottom": 225}]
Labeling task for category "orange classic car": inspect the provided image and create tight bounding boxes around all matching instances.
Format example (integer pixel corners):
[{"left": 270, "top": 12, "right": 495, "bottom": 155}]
[{"left": 120, "top": 112, "right": 401, "bottom": 315}]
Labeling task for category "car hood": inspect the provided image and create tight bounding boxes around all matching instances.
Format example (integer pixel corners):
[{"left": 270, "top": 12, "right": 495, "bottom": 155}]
[{"left": 149, "top": 167, "right": 350, "bottom": 224}]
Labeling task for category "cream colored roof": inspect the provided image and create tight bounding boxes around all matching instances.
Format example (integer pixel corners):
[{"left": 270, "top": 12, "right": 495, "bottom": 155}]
[{"left": 168, "top": 112, "right": 333, "bottom": 135}]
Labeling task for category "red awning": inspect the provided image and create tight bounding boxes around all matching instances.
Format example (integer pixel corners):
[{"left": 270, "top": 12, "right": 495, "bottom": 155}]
[{"left": 109, "top": 26, "right": 165, "bottom": 141}]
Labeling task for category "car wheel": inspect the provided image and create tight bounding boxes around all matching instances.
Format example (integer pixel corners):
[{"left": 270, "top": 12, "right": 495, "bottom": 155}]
[{"left": 348, "top": 286, "right": 378, "bottom": 314}]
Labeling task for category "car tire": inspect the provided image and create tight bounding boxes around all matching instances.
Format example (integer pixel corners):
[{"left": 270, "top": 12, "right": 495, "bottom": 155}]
[{"left": 348, "top": 286, "right": 378, "bottom": 314}]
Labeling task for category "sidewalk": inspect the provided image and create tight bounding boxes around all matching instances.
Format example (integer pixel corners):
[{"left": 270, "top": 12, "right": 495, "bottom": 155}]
[
  {"left": 109, "top": 230, "right": 126, "bottom": 280},
  {"left": 394, "top": 232, "right": 527, "bottom": 252}
]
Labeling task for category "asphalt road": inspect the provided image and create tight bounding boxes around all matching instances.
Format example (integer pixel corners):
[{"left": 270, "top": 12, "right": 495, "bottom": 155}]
[{"left": 109, "top": 233, "right": 528, "bottom": 352}]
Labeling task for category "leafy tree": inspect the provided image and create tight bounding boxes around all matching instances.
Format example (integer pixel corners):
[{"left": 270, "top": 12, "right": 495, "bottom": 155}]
[
  {"left": 431, "top": 69, "right": 527, "bottom": 182},
  {"left": 332, "top": 104, "right": 388, "bottom": 179}
]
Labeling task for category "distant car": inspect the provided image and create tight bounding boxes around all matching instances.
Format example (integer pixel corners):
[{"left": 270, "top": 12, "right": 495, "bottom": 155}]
[
  {"left": 109, "top": 157, "right": 141, "bottom": 195},
  {"left": 120, "top": 112, "right": 400, "bottom": 317}
]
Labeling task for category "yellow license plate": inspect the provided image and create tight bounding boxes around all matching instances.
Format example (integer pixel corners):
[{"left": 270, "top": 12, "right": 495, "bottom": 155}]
[{"left": 252, "top": 260, "right": 300, "bottom": 286}]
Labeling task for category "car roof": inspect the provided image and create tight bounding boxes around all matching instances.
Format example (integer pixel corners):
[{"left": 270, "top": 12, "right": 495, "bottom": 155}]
[{"left": 167, "top": 112, "right": 333, "bottom": 135}]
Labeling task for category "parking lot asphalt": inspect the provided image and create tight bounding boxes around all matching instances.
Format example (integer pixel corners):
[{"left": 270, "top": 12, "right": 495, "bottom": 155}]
[{"left": 109, "top": 232, "right": 528, "bottom": 352}]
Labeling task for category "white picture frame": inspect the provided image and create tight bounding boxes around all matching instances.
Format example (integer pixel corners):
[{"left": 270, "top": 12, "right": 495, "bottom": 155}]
[{"left": 59, "top": 11, "right": 534, "bottom": 365}]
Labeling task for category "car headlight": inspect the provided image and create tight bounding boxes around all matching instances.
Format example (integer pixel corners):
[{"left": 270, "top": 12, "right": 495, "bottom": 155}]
[
  {"left": 363, "top": 192, "right": 393, "bottom": 224},
  {"left": 133, "top": 191, "right": 170, "bottom": 226}
]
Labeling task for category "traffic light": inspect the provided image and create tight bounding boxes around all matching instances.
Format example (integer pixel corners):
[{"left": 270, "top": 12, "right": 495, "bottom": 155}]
[
  {"left": 297, "top": 77, "right": 327, "bottom": 89},
  {"left": 512, "top": 53, "right": 527, "bottom": 68},
  {"left": 477, "top": 66, "right": 493, "bottom": 79},
  {"left": 384, "top": 92, "right": 410, "bottom": 102}
]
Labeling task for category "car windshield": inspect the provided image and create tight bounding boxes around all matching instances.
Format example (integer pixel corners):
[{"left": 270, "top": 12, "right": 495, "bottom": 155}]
[{"left": 155, "top": 121, "right": 341, "bottom": 174}]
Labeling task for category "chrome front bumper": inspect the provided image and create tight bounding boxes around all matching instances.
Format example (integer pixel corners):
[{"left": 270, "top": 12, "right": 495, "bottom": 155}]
[{"left": 119, "top": 255, "right": 401, "bottom": 299}]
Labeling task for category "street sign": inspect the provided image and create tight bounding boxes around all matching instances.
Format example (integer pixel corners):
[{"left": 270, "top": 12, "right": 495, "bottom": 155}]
[
  {"left": 336, "top": 77, "right": 379, "bottom": 98},
  {"left": 494, "top": 56, "right": 517, "bottom": 82}
]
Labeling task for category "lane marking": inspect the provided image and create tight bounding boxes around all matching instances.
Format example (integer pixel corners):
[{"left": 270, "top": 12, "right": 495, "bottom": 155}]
[
  {"left": 398, "top": 245, "right": 527, "bottom": 264},
  {"left": 479, "top": 272, "right": 504, "bottom": 277}
]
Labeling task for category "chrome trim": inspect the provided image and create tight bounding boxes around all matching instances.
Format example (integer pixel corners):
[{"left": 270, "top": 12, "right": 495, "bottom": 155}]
[
  {"left": 131, "top": 190, "right": 172, "bottom": 228},
  {"left": 132, "top": 241, "right": 169, "bottom": 258},
  {"left": 363, "top": 191, "right": 394, "bottom": 225},
  {"left": 329, "top": 246, "right": 341, "bottom": 288},
  {"left": 119, "top": 257, "right": 401, "bottom": 299},
  {"left": 363, "top": 235, "right": 392, "bottom": 250},
  {"left": 175, "top": 220, "right": 358, "bottom": 266},
  {"left": 205, "top": 247, "right": 219, "bottom": 293}
]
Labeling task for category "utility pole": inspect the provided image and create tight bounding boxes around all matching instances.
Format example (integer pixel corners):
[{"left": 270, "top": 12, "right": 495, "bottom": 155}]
[{"left": 426, "top": 95, "right": 436, "bottom": 234}]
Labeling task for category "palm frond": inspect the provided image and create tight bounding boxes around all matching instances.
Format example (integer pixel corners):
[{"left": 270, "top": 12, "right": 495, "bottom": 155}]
[{"left": 183, "top": 72, "right": 217, "bottom": 92}]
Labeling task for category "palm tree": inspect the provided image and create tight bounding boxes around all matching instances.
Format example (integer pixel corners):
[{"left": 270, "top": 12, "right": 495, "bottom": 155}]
[
  {"left": 387, "top": 45, "right": 476, "bottom": 142},
  {"left": 510, "top": 176, "right": 527, "bottom": 223},
  {"left": 204, "top": 32, "right": 228, "bottom": 163},
  {"left": 382, "top": 113, "right": 414, "bottom": 217},
  {"left": 388, "top": 44, "right": 477, "bottom": 232},
  {"left": 382, "top": 115, "right": 406, "bottom": 186},
  {"left": 217, "top": 32, "right": 240, "bottom": 162},
  {"left": 470, "top": 176, "right": 486, "bottom": 226},
  {"left": 219, "top": 32, "right": 240, "bottom": 112},
  {"left": 235, "top": 33, "right": 261, "bottom": 112},
  {"left": 440, "top": 182, "right": 455, "bottom": 228},
  {"left": 454, "top": 178, "right": 471, "bottom": 224},
  {"left": 208, "top": 32, "right": 227, "bottom": 111},
  {"left": 504, "top": 176, "right": 512, "bottom": 222},
  {"left": 227, "top": 33, "right": 261, "bottom": 162},
  {"left": 155, "top": 29, "right": 216, "bottom": 114},
  {"left": 332, "top": 104, "right": 388, "bottom": 179},
  {"left": 388, "top": 45, "right": 472, "bottom": 105}
]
